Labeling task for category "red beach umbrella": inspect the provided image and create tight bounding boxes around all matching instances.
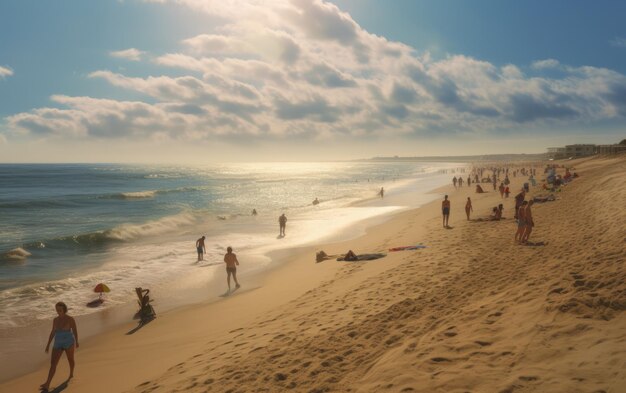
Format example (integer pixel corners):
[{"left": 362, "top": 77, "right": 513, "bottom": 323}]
[{"left": 93, "top": 283, "right": 111, "bottom": 293}]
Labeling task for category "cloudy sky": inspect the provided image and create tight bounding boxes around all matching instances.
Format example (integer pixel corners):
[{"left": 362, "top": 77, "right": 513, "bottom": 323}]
[{"left": 1, "top": 0, "right": 625, "bottom": 163}]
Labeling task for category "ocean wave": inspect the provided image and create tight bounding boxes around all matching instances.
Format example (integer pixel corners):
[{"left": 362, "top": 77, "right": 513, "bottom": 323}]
[
  {"left": 0, "top": 247, "right": 31, "bottom": 262},
  {"left": 4, "top": 212, "right": 200, "bottom": 256},
  {"left": 103, "top": 187, "right": 206, "bottom": 200},
  {"left": 118, "top": 190, "right": 158, "bottom": 199},
  {"left": 103, "top": 212, "right": 198, "bottom": 241}
]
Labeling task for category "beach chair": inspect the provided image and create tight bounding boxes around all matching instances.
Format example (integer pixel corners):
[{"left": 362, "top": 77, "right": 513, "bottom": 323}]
[{"left": 134, "top": 287, "right": 156, "bottom": 323}]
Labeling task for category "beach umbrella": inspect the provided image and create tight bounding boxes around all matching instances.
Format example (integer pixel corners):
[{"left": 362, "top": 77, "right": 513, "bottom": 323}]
[{"left": 93, "top": 283, "right": 110, "bottom": 294}]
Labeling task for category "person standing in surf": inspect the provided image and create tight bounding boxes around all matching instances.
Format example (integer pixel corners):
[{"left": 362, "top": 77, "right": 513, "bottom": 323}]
[
  {"left": 196, "top": 236, "right": 206, "bottom": 262},
  {"left": 40, "top": 302, "right": 78, "bottom": 392},
  {"left": 279, "top": 213, "right": 287, "bottom": 237},
  {"left": 224, "top": 246, "right": 241, "bottom": 292}
]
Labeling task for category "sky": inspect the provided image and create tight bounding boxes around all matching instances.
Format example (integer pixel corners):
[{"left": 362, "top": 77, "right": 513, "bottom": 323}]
[{"left": 1, "top": 0, "right": 625, "bottom": 163}]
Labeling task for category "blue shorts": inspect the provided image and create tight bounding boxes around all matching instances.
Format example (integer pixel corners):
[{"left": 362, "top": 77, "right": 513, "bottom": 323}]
[
  {"left": 53, "top": 330, "right": 75, "bottom": 350},
  {"left": 442, "top": 207, "right": 450, "bottom": 215},
  {"left": 197, "top": 247, "right": 203, "bottom": 254}
]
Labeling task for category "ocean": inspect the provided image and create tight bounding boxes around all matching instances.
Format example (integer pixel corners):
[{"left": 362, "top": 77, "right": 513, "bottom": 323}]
[{"left": 0, "top": 162, "right": 459, "bottom": 329}]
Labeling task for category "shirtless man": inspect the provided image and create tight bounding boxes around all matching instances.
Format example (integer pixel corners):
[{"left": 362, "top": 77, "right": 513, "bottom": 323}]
[
  {"left": 452, "top": 177, "right": 457, "bottom": 189},
  {"left": 223, "top": 246, "right": 240, "bottom": 291},
  {"left": 515, "top": 201, "right": 528, "bottom": 244},
  {"left": 196, "top": 236, "right": 206, "bottom": 262},
  {"left": 442, "top": 195, "right": 451, "bottom": 228},
  {"left": 521, "top": 200, "right": 535, "bottom": 244}
]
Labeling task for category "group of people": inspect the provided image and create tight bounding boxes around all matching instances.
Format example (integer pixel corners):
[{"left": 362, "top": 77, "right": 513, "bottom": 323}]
[{"left": 445, "top": 163, "right": 543, "bottom": 245}]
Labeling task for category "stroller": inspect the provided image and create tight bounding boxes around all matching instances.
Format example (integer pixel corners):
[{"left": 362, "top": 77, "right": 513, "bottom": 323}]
[{"left": 134, "top": 287, "right": 156, "bottom": 324}]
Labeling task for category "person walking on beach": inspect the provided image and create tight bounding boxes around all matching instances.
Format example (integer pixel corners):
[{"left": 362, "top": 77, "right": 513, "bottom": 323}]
[
  {"left": 452, "top": 176, "right": 457, "bottom": 189},
  {"left": 224, "top": 246, "right": 241, "bottom": 292},
  {"left": 499, "top": 182, "right": 505, "bottom": 198},
  {"left": 279, "top": 213, "right": 287, "bottom": 237},
  {"left": 196, "top": 236, "right": 206, "bottom": 262},
  {"left": 521, "top": 200, "right": 535, "bottom": 244},
  {"left": 379, "top": 187, "right": 384, "bottom": 198},
  {"left": 465, "top": 197, "right": 473, "bottom": 220},
  {"left": 40, "top": 302, "right": 78, "bottom": 392},
  {"left": 442, "top": 195, "right": 451, "bottom": 228},
  {"left": 458, "top": 177, "right": 464, "bottom": 187}
]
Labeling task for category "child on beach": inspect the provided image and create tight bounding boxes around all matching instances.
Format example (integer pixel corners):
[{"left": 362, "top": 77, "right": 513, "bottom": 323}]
[
  {"left": 40, "top": 302, "right": 78, "bottom": 392},
  {"left": 224, "top": 247, "right": 241, "bottom": 292}
]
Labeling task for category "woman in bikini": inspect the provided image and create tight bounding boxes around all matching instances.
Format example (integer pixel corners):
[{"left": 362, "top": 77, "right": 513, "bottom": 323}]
[
  {"left": 41, "top": 302, "right": 78, "bottom": 391},
  {"left": 465, "top": 197, "right": 473, "bottom": 220}
]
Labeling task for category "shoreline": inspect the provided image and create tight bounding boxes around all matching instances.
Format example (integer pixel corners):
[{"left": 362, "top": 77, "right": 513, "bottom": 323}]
[
  {"left": 0, "top": 179, "right": 450, "bottom": 391},
  {"left": 0, "top": 165, "right": 459, "bottom": 384}
]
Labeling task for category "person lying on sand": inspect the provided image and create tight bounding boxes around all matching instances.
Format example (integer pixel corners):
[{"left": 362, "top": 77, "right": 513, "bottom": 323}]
[{"left": 344, "top": 250, "right": 358, "bottom": 261}]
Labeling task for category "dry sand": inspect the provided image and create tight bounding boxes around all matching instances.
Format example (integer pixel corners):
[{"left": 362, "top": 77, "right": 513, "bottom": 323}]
[{"left": 2, "top": 156, "right": 624, "bottom": 393}]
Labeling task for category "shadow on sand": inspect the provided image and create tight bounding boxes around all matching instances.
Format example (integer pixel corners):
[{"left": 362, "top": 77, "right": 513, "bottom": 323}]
[
  {"left": 126, "top": 317, "right": 155, "bottom": 335},
  {"left": 524, "top": 241, "right": 547, "bottom": 247},
  {"left": 42, "top": 379, "right": 70, "bottom": 393}
]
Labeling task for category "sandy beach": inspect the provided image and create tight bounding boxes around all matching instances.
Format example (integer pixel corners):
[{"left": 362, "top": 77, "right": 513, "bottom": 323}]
[{"left": 2, "top": 155, "right": 624, "bottom": 393}]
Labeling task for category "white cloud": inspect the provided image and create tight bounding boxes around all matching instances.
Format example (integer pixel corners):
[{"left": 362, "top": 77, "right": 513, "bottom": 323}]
[
  {"left": 0, "top": 65, "right": 14, "bottom": 79},
  {"left": 531, "top": 59, "right": 560, "bottom": 70},
  {"left": 6, "top": 0, "right": 626, "bottom": 143},
  {"left": 610, "top": 37, "right": 626, "bottom": 48},
  {"left": 109, "top": 48, "right": 146, "bottom": 61}
]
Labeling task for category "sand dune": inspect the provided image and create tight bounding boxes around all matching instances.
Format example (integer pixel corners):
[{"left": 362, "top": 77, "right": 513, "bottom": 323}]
[{"left": 2, "top": 156, "right": 624, "bottom": 393}]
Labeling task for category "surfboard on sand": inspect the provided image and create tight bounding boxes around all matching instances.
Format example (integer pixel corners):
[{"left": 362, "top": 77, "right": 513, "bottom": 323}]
[{"left": 388, "top": 245, "right": 427, "bottom": 252}]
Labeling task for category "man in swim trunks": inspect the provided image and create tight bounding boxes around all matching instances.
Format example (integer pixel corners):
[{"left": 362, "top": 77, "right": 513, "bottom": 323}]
[
  {"left": 224, "top": 246, "right": 240, "bottom": 291},
  {"left": 41, "top": 302, "right": 79, "bottom": 391},
  {"left": 196, "top": 236, "right": 206, "bottom": 262},
  {"left": 442, "top": 195, "right": 451, "bottom": 228}
]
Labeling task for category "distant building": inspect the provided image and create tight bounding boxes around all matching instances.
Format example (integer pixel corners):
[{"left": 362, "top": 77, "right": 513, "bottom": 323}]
[
  {"left": 564, "top": 144, "right": 596, "bottom": 157},
  {"left": 595, "top": 144, "right": 626, "bottom": 154},
  {"left": 547, "top": 141, "right": 626, "bottom": 158},
  {"left": 547, "top": 147, "right": 566, "bottom": 159}
]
